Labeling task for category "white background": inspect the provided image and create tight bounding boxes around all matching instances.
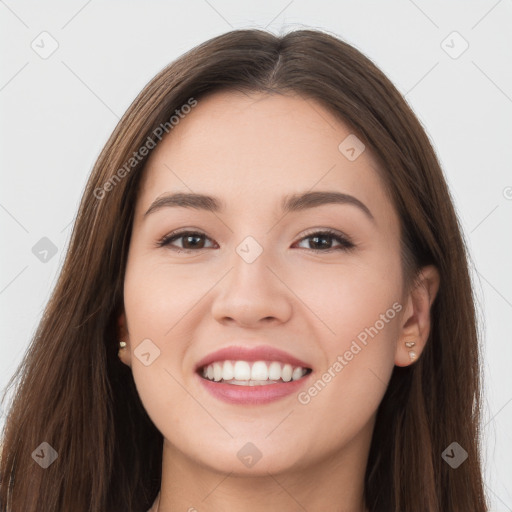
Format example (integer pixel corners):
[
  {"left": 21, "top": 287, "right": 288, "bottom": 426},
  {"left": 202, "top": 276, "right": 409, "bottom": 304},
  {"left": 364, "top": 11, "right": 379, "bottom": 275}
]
[{"left": 1, "top": 1, "right": 511, "bottom": 509}]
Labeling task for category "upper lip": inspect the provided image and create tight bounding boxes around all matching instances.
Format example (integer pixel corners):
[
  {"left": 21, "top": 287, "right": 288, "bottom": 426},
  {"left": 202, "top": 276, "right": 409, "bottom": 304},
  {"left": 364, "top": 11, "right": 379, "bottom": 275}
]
[{"left": 195, "top": 345, "right": 312, "bottom": 372}]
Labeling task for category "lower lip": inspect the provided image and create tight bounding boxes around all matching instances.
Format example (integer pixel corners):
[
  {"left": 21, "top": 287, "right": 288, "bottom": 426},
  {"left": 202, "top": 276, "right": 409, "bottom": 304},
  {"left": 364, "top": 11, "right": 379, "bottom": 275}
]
[{"left": 196, "top": 371, "right": 313, "bottom": 405}]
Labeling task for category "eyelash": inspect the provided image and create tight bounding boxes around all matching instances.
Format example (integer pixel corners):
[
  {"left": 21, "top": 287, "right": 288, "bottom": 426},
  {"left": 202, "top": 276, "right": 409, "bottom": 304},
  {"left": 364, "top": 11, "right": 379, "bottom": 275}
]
[{"left": 155, "top": 228, "right": 355, "bottom": 254}]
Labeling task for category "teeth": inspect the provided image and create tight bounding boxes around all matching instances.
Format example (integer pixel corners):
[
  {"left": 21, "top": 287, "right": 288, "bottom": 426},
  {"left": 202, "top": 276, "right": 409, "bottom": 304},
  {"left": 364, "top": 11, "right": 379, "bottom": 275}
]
[
  {"left": 223, "top": 361, "right": 234, "bottom": 380},
  {"left": 282, "top": 364, "right": 293, "bottom": 382},
  {"left": 268, "top": 361, "right": 281, "bottom": 380},
  {"left": 227, "top": 379, "right": 277, "bottom": 386},
  {"left": 213, "top": 362, "right": 223, "bottom": 382},
  {"left": 234, "top": 361, "right": 251, "bottom": 380},
  {"left": 292, "top": 366, "right": 304, "bottom": 381},
  {"left": 200, "top": 360, "right": 309, "bottom": 384},
  {"left": 251, "top": 361, "right": 268, "bottom": 380}
]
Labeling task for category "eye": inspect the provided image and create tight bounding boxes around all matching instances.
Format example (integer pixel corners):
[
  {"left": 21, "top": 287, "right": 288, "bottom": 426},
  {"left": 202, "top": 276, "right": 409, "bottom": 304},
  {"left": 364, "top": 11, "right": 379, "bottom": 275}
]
[
  {"left": 156, "top": 230, "right": 217, "bottom": 252},
  {"left": 293, "top": 229, "right": 355, "bottom": 252},
  {"left": 156, "top": 228, "right": 355, "bottom": 253}
]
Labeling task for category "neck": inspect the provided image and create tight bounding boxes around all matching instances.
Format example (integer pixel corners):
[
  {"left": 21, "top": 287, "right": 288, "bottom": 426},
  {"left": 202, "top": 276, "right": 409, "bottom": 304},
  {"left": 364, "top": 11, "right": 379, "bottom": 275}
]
[{"left": 153, "top": 424, "right": 373, "bottom": 512}]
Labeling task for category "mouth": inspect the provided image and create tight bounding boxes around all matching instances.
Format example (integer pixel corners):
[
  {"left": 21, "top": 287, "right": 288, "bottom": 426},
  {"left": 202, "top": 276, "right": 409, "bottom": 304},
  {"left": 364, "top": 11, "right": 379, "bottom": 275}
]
[
  {"left": 197, "top": 360, "right": 313, "bottom": 386},
  {"left": 194, "top": 345, "right": 314, "bottom": 404}
]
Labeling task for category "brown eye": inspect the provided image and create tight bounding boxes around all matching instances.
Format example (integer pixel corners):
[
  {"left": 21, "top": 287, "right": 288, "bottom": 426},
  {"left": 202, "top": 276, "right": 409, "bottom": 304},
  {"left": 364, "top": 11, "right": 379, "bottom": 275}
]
[
  {"left": 157, "top": 231, "right": 216, "bottom": 251},
  {"left": 295, "top": 230, "right": 355, "bottom": 252},
  {"left": 156, "top": 228, "right": 355, "bottom": 253}
]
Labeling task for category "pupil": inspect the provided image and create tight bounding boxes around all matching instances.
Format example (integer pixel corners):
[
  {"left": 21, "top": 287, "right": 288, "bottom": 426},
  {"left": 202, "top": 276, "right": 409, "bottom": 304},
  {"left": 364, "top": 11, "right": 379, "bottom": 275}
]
[
  {"left": 184, "top": 234, "right": 203, "bottom": 249},
  {"left": 311, "top": 235, "right": 330, "bottom": 249}
]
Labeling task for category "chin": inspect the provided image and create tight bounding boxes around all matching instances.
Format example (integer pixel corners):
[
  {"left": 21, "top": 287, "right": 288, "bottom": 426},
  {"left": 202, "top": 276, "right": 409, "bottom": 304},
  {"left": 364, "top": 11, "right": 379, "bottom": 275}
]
[{"left": 186, "top": 435, "right": 308, "bottom": 476}]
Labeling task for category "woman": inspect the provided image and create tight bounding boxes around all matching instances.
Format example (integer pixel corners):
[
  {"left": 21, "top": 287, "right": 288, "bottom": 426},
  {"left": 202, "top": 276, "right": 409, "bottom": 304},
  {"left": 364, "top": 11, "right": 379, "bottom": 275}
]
[{"left": 0, "top": 28, "right": 488, "bottom": 511}]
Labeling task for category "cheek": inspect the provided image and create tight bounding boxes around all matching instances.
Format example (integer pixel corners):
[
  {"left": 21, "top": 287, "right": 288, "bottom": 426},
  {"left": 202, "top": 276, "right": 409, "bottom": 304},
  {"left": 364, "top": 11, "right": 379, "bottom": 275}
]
[
  {"left": 123, "top": 255, "right": 203, "bottom": 336},
  {"left": 289, "top": 253, "right": 402, "bottom": 400},
  {"left": 122, "top": 258, "right": 203, "bottom": 430},
  {"left": 294, "top": 270, "right": 401, "bottom": 449},
  {"left": 124, "top": 242, "right": 403, "bottom": 356},
  {"left": 284, "top": 252, "right": 402, "bottom": 343}
]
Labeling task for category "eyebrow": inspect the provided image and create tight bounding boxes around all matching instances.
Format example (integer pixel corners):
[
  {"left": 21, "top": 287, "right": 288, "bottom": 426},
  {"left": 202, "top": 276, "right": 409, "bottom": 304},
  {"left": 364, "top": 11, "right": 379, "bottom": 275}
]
[{"left": 144, "top": 190, "right": 375, "bottom": 222}]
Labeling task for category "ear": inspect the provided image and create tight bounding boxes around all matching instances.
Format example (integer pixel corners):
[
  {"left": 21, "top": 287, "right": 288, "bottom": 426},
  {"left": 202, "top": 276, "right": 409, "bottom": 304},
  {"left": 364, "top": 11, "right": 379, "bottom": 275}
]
[
  {"left": 395, "top": 265, "right": 440, "bottom": 367},
  {"left": 117, "top": 310, "right": 132, "bottom": 367}
]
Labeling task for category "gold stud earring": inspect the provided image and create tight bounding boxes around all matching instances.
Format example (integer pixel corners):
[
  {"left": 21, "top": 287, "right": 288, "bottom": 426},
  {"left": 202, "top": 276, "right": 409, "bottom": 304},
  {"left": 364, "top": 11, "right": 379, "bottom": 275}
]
[{"left": 119, "top": 341, "right": 127, "bottom": 349}]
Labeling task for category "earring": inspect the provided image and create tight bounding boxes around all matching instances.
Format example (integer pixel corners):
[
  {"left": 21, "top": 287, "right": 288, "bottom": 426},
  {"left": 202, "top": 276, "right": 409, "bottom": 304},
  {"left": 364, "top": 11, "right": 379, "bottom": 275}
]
[
  {"left": 119, "top": 341, "right": 127, "bottom": 349},
  {"left": 405, "top": 341, "right": 416, "bottom": 361}
]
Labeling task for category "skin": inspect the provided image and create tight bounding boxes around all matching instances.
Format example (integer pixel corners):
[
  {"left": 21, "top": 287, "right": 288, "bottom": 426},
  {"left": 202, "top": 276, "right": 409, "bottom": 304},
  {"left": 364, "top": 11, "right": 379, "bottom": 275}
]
[{"left": 117, "top": 90, "right": 440, "bottom": 512}]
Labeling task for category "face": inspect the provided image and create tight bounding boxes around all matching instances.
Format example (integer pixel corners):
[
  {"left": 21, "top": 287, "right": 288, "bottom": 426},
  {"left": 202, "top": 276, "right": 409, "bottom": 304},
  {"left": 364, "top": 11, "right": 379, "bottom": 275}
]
[{"left": 118, "top": 90, "right": 411, "bottom": 476}]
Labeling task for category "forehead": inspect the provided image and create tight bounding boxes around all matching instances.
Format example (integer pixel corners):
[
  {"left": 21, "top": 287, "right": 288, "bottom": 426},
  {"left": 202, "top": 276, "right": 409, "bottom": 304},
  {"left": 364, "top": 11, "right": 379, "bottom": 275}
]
[{"left": 137, "top": 91, "right": 395, "bottom": 224}]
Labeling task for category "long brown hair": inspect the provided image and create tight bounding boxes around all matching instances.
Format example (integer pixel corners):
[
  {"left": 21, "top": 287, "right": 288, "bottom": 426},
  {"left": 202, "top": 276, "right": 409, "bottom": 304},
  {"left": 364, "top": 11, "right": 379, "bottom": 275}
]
[{"left": 0, "top": 28, "right": 488, "bottom": 511}]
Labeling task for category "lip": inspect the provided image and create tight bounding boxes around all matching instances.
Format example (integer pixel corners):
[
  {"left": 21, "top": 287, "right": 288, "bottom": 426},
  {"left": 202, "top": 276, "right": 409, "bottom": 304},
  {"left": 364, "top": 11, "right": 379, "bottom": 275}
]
[
  {"left": 195, "top": 369, "right": 313, "bottom": 405},
  {"left": 194, "top": 345, "right": 312, "bottom": 372},
  {"left": 194, "top": 344, "right": 313, "bottom": 405}
]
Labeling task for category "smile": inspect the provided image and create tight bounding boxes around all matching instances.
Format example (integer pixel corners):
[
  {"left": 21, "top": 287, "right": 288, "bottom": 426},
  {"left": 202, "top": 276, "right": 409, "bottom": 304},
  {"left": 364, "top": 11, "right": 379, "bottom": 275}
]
[
  {"left": 194, "top": 344, "right": 314, "bottom": 404},
  {"left": 198, "top": 360, "right": 312, "bottom": 385}
]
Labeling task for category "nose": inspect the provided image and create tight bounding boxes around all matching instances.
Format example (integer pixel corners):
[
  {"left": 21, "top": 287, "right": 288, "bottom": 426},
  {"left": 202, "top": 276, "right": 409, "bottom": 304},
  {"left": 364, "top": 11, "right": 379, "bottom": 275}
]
[{"left": 211, "top": 249, "right": 293, "bottom": 328}]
